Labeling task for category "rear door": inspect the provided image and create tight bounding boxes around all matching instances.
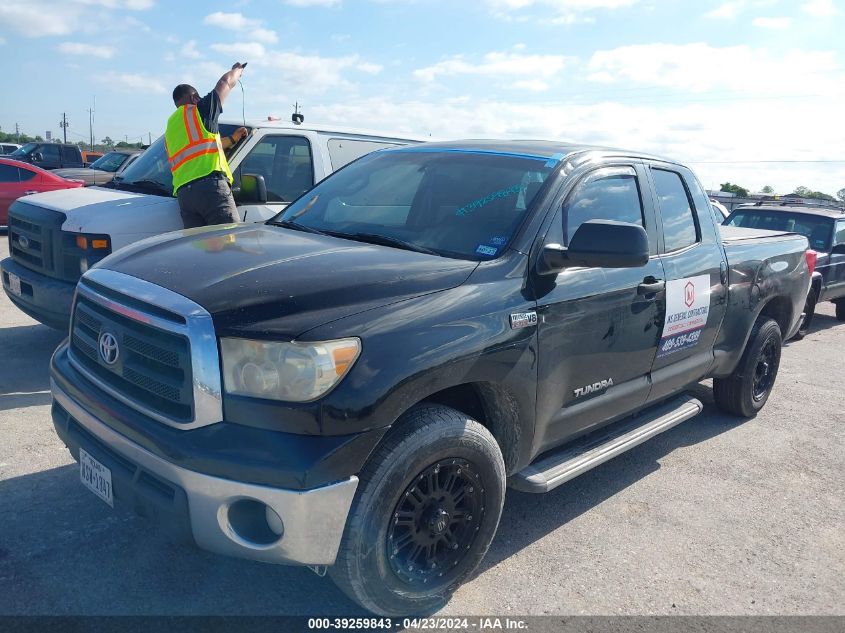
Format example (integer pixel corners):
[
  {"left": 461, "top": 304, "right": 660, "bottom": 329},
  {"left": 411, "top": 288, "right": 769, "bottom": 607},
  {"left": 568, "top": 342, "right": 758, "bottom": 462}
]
[
  {"left": 643, "top": 163, "right": 728, "bottom": 402},
  {"left": 533, "top": 161, "right": 666, "bottom": 450},
  {"left": 827, "top": 219, "right": 845, "bottom": 299}
]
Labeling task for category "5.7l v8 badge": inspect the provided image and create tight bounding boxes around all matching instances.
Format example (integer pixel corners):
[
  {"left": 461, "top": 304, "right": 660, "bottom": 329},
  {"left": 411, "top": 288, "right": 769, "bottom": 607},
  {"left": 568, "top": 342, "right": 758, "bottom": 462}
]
[{"left": 510, "top": 311, "right": 538, "bottom": 329}]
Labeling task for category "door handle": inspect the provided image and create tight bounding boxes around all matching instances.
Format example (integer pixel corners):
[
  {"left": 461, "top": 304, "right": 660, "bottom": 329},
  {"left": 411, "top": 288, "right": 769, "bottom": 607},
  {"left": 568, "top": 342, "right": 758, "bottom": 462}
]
[
  {"left": 638, "top": 278, "right": 665, "bottom": 295},
  {"left": 23, "top": 190, "right": 38, "bottom": 195}
]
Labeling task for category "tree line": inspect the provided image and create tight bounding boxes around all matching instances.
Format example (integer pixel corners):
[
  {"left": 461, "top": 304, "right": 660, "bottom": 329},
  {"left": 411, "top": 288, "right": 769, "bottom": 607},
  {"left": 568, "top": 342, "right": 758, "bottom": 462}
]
[
  {"left": 720, "top": 182, "right": 845, "bottom": 204},
  {"left": 0, "top": 127, "right": 144, "bottom": 152}
]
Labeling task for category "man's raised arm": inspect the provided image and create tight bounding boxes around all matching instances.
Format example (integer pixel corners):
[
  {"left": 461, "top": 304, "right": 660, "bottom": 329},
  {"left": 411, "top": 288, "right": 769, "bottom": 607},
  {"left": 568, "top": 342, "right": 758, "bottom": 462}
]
[{"left": 214, "top": 62, "right": 247, "bottom": 105}]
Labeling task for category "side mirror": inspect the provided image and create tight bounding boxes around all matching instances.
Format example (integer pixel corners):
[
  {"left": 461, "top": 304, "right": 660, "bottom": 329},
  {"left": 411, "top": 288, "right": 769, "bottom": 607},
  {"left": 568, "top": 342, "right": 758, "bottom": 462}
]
[
  {"left": 237, "top": 173, "right": 268, "bottom": 204},
  {"left": 34, "top": 152, "right": 44, "bottom": 162},
  {"left": 538, "top": 220, "right": 650, "bottom": 275}
]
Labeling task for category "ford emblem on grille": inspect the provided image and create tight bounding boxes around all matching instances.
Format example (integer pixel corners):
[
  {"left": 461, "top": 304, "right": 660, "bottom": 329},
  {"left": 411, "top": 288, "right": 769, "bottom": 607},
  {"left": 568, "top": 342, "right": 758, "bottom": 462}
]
[
  {"left": 98, "top": 331, "right": 120, "bottom": 365},
  {"left": 18, "top": 235, "right": 30, "bottom": 250}
]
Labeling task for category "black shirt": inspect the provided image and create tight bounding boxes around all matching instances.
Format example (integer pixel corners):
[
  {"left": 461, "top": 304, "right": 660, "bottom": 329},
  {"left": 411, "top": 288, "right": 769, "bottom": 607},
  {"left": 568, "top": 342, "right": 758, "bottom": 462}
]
[{"left": 196, "top": 90, "right": 223, "bottom": 135}]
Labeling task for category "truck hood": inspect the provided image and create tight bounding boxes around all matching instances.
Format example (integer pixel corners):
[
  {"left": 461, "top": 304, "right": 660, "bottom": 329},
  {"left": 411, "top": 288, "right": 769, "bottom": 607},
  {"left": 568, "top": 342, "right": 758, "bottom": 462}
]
[
  {"left": 19, "top": 186, "right": 172, "bottom": 231},
  {"left": 97, "top": 224, "right": 478, "bottom": 337}
]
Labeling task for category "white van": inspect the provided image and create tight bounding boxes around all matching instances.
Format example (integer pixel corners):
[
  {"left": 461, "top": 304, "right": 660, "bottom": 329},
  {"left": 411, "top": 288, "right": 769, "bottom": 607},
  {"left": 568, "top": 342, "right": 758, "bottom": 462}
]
[{"left": 1, "top": 120, "right": 422, "bottom": 328}]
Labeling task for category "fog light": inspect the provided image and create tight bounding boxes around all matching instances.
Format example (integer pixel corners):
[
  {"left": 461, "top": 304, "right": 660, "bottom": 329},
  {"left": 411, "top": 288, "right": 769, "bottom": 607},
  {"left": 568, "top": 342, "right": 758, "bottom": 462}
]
[{"left": 266, "top": 506, "right": 284, "bottom": 536}]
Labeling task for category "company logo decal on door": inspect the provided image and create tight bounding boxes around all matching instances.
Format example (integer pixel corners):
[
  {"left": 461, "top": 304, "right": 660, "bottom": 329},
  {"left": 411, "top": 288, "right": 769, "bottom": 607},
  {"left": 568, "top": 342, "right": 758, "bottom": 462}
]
[{"left": 657, "top": 275, "right": 711, "bottom": 358}]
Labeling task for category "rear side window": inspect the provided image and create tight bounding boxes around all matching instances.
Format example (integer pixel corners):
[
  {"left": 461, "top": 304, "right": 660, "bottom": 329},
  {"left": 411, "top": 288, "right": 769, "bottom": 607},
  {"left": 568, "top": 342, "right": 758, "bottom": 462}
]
[
  {"left": 833, "top": 221, "right": 845, "bottom": 247},
  {"left": 17, "top": 167, "right": 36, "bottom": 182},
  {"left": 0, "top": 164, "right": 19, "bottom": 182},
  {"left": 239, "top": 135, "right": 313, "bottom": 203},
  {"left": 727, "top": 211, "right": 832, "bottom": 251},
  {"left": 652, "top": 169, "right": 698, "bottom": 252},
  {"left": 327, "top": 138, "right": 404, "bottom": 170},
  {"left": 562, "top": 166, "right": 644, "bottom": 245}
]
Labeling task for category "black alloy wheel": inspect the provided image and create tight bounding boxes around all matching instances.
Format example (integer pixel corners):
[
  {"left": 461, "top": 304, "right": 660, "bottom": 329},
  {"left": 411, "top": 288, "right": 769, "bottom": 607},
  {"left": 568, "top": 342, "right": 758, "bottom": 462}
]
[
  {"left": 387, "top": 458, "right": 484, "bottom": 585},
  {"left": 752, "top": 337, "right": 778, "bottom": 401}
]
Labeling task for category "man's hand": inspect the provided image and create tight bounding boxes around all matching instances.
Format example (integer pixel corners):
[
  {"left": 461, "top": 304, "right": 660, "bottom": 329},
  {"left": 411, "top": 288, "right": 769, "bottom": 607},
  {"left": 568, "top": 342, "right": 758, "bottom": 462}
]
[
  {"left": 232, "top": 127, "right": 248, "bottom": 143},
  {"left": 232, "top": 62, "right": 247, "bottom": 70}
]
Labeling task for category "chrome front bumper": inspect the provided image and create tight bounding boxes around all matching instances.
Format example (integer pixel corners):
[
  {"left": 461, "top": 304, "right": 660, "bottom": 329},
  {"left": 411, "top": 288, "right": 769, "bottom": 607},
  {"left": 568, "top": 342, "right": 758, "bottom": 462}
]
[{"left": 52, "top": 380, "right": 358, "bottom": 566}]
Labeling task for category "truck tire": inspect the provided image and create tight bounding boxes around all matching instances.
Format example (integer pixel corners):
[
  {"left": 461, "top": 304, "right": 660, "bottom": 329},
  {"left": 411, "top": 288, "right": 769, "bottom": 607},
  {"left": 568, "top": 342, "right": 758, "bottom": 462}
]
[
  {"left": 836, "top": 300, "right": 845, "bottom": 322},
  {"left": 329, "top": 404, "right": 506, "bottom": 615},
  {"left": 793, "top": 289, "right": 817, "bottom": 340},
  {"left": 713, "top": 317, "right": 782, "bottom": 417}
]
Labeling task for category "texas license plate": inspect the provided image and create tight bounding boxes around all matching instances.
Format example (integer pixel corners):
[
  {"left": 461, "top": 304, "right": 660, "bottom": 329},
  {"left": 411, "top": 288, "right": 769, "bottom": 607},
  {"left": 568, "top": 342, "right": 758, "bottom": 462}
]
[
  {"left": 8, "top": 272, "right": 21, "bottom": 297},
  {"left": 80, "top": 448, "right": 113, "bottom": 507}
]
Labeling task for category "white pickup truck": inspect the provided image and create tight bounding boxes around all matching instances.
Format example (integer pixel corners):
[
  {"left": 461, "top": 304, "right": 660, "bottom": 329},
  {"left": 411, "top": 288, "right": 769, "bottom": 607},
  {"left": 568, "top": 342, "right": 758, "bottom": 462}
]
[{"left": 1, "top": 120, "right": 421, "bottom": 328}]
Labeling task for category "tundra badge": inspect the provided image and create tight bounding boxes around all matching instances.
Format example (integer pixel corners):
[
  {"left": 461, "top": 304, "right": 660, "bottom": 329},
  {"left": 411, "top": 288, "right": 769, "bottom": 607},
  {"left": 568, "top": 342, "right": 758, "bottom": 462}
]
[
  {"left": 510, "top": 311, "right": 538, "bottom": 329},
  {"left": 573, "top": 378, "right": 614, "bottom": 399}
]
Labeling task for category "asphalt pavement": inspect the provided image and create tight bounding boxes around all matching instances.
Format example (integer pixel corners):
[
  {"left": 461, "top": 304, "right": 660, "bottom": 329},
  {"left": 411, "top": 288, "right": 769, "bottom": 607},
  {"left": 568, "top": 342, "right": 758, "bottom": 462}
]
[{"left": 0, "top": 235, "right": 842, "bottom": 616}]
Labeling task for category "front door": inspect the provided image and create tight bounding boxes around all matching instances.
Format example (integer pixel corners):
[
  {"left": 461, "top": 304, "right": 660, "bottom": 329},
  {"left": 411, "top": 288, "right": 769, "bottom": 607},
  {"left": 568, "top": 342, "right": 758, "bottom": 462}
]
[
  {"left": 533, "top": 162, "right": 666, "bottom": 453},
  {"left": 233, "top": 133, "right": 314, "bottom": 223}
]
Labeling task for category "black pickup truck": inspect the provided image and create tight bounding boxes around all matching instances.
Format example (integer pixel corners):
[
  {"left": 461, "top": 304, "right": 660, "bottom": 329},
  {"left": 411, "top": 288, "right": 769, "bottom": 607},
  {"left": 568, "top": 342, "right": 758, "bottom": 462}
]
[{"left": 49, "top": 141, "right": 811, "bottom": 614}]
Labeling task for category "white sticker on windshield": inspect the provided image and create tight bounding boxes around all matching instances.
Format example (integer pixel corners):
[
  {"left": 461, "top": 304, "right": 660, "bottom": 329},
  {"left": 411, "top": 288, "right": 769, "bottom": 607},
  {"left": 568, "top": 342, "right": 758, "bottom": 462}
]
[{"left": 657, "top": 275, "right": 711, "bottom": 358}]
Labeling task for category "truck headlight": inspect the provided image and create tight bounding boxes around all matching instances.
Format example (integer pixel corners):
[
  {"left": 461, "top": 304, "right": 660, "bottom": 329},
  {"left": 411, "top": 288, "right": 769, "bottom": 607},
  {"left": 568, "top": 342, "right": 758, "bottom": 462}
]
[{"left": 220, "top": 337, "right": 361, "bottom": 402}]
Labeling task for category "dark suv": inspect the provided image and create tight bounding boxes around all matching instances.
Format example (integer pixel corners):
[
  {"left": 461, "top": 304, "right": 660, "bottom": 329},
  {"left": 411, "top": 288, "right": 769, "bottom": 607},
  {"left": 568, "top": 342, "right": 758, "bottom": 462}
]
[
  {"left": 7, "top": 142, "right": 84, "bottom": 170},
  {"left": 725, "top": 203, "right": 845, "bottom": 330}
]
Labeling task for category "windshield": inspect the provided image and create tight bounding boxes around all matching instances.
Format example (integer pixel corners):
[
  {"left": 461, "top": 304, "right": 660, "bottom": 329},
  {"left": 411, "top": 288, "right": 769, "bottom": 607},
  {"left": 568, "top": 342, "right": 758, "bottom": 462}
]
[
  {"left": 274, "top": 149, "right": 554, "bottom": 260},
  {"left": 726, "top": 210, "right": 833, "bottom": 251},
  {"left": 89, "top": 152, "right": 130, "bottom": 172},
  {"left": 115, "top": 124, "right": 248, "bottom": 196},
  {"left": 10, "top": 143, "right": 37, "bottom": 157}
]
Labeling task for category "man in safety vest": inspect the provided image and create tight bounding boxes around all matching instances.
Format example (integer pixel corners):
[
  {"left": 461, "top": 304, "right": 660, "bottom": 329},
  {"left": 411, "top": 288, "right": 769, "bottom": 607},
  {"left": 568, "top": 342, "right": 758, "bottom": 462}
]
[{"left": 165, "top": 62, "right": 248, "bottom": 229}]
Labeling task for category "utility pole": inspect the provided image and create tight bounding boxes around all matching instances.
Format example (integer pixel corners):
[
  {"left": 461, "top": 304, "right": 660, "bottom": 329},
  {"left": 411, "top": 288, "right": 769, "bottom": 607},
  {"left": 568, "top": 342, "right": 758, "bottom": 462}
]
[
  {"left": 15, "top": 122, "right": 19, "bottom": 141},
  {"left": 59, "top": 112, "right": 69, "bottom": 143},
  {"left": 148, "top": 132, "right": 152, "bottom": 145},
  {"left": 87, "top": 96, "right": 95, "bottom": 150}
]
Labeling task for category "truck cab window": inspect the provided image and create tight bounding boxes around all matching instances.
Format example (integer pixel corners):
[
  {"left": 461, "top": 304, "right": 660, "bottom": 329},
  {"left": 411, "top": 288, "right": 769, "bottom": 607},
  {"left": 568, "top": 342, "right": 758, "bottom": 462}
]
[
  {"left": 239, "top": 136, "right": 313, "bottom": 203},
  {"left": 562, "top": 166, "right": 644, "bottom": 245},
  {"left": 652, "top": 169, "right": 698, "bottom": 252},
  {"left": 61, "top": 146, "right": 78, "bottom": 162},
  {"left": 40, "top": 144, "right": 60, "bottom": 162}
]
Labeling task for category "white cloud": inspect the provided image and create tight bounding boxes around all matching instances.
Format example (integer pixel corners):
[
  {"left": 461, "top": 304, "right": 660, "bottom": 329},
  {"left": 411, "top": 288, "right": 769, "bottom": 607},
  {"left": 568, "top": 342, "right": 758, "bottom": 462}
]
[
  {"left": 514, "top": 79, "right": 550, "bottom": 92},
  {"left": 58, "top": 41, "right": 115, "bottom": 58},
  {"left": 210, "top": 42, "right": 267, "bottom": 59},
  {"left": 415, "top": 52, "right": 572, "bottom": 82},
  {"left": 705, "top": 1, "right": 744, "bottom": 19},
  {"left": 485, "top": 0, "right": 641, "bottom": 23},
  {"left": 802, "top": 0, "right": 839, "bottom": 16},
  {"left": 284, "top": 0, "right": 342, "bottom": 5},
  {"left": 77, "top": 0, "right": 155, "bottom": 8},
  {"left": 752, "top": 16, "right": 791, "bottom": 28},
  {"left": 258, "top": 51, "right": 384, "bottom": 93},
  {"left": 100, "top": 71, "right": 165, "bottom": 93},
  {"left": 0, "top": 37, "right": 6, "bottom": 45},
  {"left": 202, "top": 11, "right": 278, "bottom": 44},
  {"left": 587, "top": 43, "right": 840, "bottom": 93},
  {"left": 181, "top": 39, "right": 202, "bottom": 59},
  {"left": 0, "top": 1, "right": 82, "bottom": 37}
]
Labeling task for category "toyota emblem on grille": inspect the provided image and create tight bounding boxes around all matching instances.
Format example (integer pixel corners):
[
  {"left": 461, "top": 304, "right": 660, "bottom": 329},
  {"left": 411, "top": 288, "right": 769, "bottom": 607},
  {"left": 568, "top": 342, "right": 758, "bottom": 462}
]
[
  {"left": 98, "top": 331, "right": 120, "bottom": 365},
  {"left": 18, "top": 235, "right": 30, "bottom": 250}
]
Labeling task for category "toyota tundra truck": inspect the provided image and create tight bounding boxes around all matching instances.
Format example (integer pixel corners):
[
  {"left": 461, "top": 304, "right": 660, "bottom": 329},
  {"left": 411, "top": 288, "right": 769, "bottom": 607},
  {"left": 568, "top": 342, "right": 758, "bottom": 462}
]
[
  {"left": 49, "top": 141, "right": 812, "bottom": 614},
  {"left": 2, "top": 121, "right": 420, "bottom": 328}
]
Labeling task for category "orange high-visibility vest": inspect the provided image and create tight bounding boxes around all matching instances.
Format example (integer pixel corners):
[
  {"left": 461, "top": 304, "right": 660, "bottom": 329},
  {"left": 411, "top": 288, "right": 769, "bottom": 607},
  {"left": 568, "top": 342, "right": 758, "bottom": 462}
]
[{"left": 164, "top": 104, "right": 233, "bottom": 195}]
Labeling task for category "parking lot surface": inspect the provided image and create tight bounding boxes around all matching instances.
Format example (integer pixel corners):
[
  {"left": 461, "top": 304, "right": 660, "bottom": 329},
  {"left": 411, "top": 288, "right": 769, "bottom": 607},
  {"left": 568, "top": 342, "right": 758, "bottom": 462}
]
[{"left": 0, "top": 236, "right": 842, "bottom": 616}]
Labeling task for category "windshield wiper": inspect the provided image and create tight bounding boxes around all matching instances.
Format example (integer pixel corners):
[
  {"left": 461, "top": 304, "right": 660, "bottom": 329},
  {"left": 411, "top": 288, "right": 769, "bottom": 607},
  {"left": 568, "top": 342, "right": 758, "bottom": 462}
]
[
  {"left": 270, "top": 219, "right": 329, "bottom": 236},
  {"left": 345, "top": 232, "right": 441, "bottom": 256},
  {"left": 118, "top": 179, "right": 170, "bottom": 194}
]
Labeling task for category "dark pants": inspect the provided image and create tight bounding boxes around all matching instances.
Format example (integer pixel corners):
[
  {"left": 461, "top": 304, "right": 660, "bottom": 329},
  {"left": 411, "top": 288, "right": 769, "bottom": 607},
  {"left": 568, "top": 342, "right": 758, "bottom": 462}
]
[{"left": 176, "top": 172, "right": 240, "bottom": 229}]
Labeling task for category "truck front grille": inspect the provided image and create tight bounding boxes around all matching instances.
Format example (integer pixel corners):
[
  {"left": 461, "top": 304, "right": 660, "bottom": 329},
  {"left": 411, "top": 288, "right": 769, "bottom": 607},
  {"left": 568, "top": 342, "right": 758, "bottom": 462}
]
[
  {"left": 67, "top": 269, "right": 223, "bottom": 430},
  {"left": 70, "top": 295, "right": 194, "bottom": 422},
  {"left": 9, "top": 213, "right": 55, "bottom": 274}
]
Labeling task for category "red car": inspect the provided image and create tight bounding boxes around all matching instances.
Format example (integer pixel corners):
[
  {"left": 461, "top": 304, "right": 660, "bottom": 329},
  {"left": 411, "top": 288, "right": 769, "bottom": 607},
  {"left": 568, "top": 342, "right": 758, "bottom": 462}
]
[{"left": 0, "top": 158, "right": 84, "bottom": 227}]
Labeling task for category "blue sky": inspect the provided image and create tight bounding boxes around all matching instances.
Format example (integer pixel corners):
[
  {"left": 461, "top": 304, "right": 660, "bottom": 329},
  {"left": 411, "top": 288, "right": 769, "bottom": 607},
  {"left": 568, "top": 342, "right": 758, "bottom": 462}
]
[{"left": 1, "top": 0, "right": 844, "bottom": 195}]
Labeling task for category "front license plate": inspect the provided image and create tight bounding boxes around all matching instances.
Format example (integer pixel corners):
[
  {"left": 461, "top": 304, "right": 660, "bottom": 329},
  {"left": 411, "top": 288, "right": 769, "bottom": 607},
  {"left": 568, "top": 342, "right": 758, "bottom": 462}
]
[
  {"left": 8, "top": 272, "right": 21, "bottom": 297},
  {"left": 80, "top": 448, "right": 114, "bottom": 507}
]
